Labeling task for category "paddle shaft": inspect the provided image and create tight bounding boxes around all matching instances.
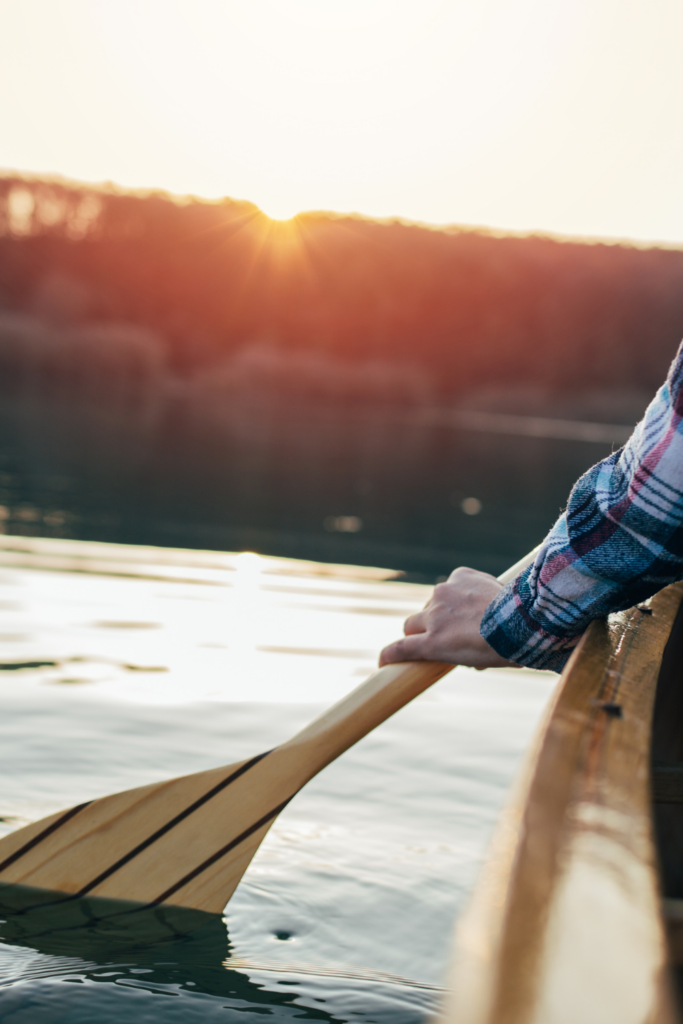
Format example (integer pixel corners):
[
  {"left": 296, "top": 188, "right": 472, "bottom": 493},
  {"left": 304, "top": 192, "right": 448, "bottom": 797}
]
[
  {"left": 0, "top": 546, "right": 539, "bottom": 912},
  {"left": 277, "top": 545, "right": 541, "bottom": 784}
]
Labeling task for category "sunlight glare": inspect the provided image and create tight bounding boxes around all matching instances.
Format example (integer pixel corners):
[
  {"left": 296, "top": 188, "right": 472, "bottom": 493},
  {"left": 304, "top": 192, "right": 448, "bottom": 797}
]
[
  {"left": 235, "top": 551, "right": 262, "bottom": 577},
  {"left": 2, "top": 0, "right": 683, "bottom": 240},
  {"left": 257, "top": 200, "right": 300, "bottom": 223}
]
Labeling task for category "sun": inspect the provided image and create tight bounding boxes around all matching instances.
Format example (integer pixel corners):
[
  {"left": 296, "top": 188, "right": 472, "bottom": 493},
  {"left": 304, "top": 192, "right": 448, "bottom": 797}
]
[{"left": 256, "top": 197, "right": 303, "bottom": 222}]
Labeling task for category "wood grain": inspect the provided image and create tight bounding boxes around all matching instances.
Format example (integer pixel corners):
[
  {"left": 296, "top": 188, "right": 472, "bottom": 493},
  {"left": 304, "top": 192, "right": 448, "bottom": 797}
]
[
  {"left": 0, "top": 661, "right": 452, "bottom": 911},
  {"left": 437, "top": 582, "right": 683, "bottom": 1024}
]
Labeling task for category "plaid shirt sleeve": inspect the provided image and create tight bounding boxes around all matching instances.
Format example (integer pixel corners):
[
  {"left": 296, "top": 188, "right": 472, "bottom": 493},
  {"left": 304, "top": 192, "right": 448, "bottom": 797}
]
[{"left": 480, "top": 340, "right": 683, "bottom": 672}]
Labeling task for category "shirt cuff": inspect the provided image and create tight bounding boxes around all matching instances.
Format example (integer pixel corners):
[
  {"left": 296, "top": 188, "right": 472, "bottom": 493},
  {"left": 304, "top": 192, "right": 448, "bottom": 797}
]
[{"left": 480, "top": 572, "right": 581, "bottom": 673}]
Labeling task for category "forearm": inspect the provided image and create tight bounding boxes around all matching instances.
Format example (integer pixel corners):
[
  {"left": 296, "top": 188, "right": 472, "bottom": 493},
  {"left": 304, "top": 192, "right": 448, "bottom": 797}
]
[{"left": 482, "top": 341, "right": 683, "bottom": 671}]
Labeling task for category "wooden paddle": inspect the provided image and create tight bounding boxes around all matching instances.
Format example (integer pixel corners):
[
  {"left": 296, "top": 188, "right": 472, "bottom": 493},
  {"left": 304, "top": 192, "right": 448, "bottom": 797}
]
[{"left": 0, "top": 547, "right": 538, "bottom": 914}]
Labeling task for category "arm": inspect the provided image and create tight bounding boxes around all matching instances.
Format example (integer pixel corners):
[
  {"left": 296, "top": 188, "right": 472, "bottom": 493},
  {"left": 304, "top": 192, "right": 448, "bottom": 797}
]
[
  {"left": 381, "top": 341, "right": 683, "bottom": 673},
  {"left": 483, "top": 339, "right": 683, "bottom": 670}
]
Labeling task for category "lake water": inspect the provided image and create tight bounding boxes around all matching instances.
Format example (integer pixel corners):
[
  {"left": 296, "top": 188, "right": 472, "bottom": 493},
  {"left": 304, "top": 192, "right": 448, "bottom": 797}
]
[
  {"left": 0, "top": 395, "right": 626, "bottom": 580},
  {"left": 0, "top": 535, "right": 556, "bottom": 1022}
]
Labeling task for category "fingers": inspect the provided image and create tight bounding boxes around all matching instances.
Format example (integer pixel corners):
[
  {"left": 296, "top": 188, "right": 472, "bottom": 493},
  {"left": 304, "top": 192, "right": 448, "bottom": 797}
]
[
  {"left": 403, "top": 611, "right": 427, "bottom": 636},
  {"left": 380, "top": 566, "right": 508, "bottom": 669},
  {"left": 379, "top": 633, "right": 429, "bottom": 666},
  {"left": 447, "top": 565, "right": 499, "bottom": 587}
]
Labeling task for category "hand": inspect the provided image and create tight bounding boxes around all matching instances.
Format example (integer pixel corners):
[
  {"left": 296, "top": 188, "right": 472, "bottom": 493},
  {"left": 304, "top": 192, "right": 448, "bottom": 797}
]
[{"left": 379, "top": 566, "right": 515, "bottom": 670}]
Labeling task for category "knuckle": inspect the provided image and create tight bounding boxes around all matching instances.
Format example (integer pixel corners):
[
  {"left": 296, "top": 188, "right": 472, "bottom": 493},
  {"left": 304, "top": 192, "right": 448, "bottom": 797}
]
[{"left": 448, "top": 565, "right": 474, "bottom": 582}]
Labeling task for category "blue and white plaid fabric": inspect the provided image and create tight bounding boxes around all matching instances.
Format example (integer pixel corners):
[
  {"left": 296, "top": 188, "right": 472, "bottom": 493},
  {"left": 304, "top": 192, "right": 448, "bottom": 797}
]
[{"left": 481, "top": 340, "right": 683, "bottom": 671}]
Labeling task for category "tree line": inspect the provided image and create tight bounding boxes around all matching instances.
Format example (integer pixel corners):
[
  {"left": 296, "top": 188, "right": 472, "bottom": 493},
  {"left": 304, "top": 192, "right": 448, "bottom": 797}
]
[{"left": 1, "top": 174, "right": 683, "bottom": 402}]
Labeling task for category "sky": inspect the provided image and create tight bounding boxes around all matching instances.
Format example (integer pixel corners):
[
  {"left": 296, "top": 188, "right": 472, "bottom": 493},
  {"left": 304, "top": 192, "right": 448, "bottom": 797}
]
[{"left": 1, "top": 0, "right": 682, "bottom": 243}]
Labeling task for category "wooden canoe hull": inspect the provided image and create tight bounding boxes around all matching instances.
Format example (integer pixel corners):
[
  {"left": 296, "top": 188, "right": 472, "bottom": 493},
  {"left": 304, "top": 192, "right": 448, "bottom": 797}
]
[{"left": 438, "top": 582, "right": 683, "bottom": 1024}]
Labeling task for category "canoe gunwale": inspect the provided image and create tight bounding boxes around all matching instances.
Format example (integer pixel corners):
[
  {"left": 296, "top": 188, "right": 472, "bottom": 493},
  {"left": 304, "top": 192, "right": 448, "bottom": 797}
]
[{"left": 439, "top": 581, "right": 683, "bottom": 1024}]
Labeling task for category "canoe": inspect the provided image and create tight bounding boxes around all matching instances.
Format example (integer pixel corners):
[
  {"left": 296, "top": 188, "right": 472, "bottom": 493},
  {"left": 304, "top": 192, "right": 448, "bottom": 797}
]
[{"left": 437, "top": 580, "right": 683, "bottom": 1024}]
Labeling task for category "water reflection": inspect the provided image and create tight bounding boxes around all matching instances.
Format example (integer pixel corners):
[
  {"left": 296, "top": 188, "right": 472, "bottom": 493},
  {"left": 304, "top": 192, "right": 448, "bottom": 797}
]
[
  {"left": 0, "top": 393, "right": 623, "bottom": 580},
  {"left": 0, "top": 885, "right": 438, "bottom": 1022}
]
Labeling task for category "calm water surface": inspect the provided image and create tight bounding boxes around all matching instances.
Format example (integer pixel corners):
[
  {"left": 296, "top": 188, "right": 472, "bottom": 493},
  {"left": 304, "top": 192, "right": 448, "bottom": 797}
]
[
  {"left": 0, "top": 397, "right": 622, "bottom": 579},
  {"left": 0, "top": 536, "right": 555, "bottom": 1022}
]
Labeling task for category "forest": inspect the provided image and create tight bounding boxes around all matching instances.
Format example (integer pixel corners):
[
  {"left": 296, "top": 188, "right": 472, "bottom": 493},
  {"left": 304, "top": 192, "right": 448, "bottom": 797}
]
[
  {"left": 1, "top": 174, "right": 683, "bottom": 412},
  {"left": 2, "top": 174, "right": 682, "bottom": 573}
]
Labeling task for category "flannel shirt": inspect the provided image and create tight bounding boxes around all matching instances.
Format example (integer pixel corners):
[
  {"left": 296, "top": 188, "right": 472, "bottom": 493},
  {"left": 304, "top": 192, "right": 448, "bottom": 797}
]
[{"left": 480, "top": 340, "right": 683, "bottom": 672}]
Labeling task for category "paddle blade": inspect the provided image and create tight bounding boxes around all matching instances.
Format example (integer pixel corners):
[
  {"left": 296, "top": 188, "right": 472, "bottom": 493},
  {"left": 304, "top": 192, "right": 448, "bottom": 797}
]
[
  {"left": 0, "top": 751, "right": 292, "bottom": 914},
  {"left": 0, "top": 881, "right": 222, "bottom": 950},
  {"left": 0, "top": 662, "right": 454, "bottom": 913},
  {"left": 0, "top": 662, "right": 465, "bottom": 912},
  {"left": 0, "top": 546, "right": 541, "bottom": 916}
]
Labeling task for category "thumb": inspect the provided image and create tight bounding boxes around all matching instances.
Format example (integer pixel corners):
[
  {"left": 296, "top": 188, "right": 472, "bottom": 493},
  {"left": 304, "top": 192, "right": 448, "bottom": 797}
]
[{"left": 379, "top": 634, "right": 429, "bottom": 666}]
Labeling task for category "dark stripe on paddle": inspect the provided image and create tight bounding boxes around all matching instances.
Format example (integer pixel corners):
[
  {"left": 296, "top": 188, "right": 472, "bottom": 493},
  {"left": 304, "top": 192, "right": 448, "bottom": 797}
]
[
  {"left": 0, "top": 802, "right": 93, "bottom": 874},
  {"left": 150, "top": 796, "right": 292, "bottom": 905},
  {"left": 76, "top": 750, "right": 272, "bottom": 897}
]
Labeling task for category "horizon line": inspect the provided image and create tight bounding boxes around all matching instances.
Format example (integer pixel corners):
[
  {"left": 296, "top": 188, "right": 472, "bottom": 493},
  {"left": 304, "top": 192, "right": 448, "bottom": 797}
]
[{"left": 2, "top": 165, "right": 682, "bottom": 254}]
